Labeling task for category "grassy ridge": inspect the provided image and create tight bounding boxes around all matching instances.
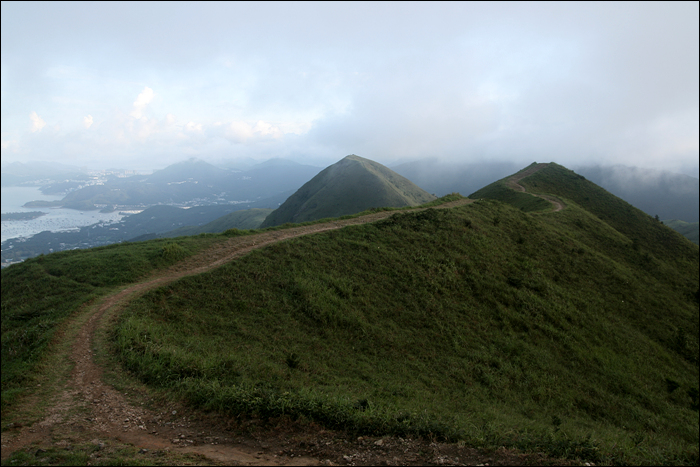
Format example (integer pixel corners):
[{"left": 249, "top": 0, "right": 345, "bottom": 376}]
[
  {"left": 0, "top": 196, "right": 457, "bottom": 414},
  {"left": 518, "top": 163, "right": 697, "bottom": 261},
  {"left": 113, "top": 200, "right": 698, "bottom": 464},
  {"left": 469, "top": 178, "right": 552, "bottom": 212},
  {"left": 261, "top": 155, "right": 436, "bottom": 227},
  {"left": 1, "top": 236, "right": 220, "bottom": 409},
  {"left": 664, "top": 219, "right": 699, "bottom": 245},
  {"left": 160, "top": 208, "right": 274, "bottom": 238}
]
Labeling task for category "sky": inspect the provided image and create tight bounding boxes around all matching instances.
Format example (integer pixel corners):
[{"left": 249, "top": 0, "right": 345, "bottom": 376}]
[{"left": 1, "top": 1, "right": 698, "bottom": 173}]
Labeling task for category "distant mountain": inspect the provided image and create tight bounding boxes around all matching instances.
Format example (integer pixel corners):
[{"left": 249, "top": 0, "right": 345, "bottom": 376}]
[
  {"left": 569, "top": 165, "right": 698, "bottom": 222},
  {"left": 223, "top": 158, "right": 323, "bottom": 201},
  {"left": 261, "top": 155, "right": 436, "bottom": 227},
  {"left": 392, "top": 160, "right": 700, "bottom": 224},
  {"left": 391, "top": 158, "right": 523, "bottom": 197},
  {"left": 471, "top": 162, "right": 698, "bottom": 258},
  {"left": 34, "top": 158, "right": 322, "bottom": 210},
  {"left": 147, "top": 157, "right": 232, "bottom": 183},
  {"left": 664, "top": 219, "right": 699, "bottom": 245},
  {"left": 1, "top": 161, "right": 87, "bottom": 187}
]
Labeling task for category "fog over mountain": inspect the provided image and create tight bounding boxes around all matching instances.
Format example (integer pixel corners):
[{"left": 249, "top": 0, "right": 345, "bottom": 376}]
[
  {"left": 391, "top": 159, "right": 699, "bottom": 223},
  {"left": 573, "top": 165, "right": 699, "bottom": 222}
]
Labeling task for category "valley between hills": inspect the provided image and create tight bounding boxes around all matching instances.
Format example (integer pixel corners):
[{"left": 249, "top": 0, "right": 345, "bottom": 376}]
[{"left": 2, "top": 162, "right": 698, "bottom": 466}]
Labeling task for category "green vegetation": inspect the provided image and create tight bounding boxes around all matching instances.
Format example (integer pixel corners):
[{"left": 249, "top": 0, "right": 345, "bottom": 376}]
[
  {"left": 1, "top": 211, "right": 46, "bottom": 221},
  {"left": 470, "top": 178, "right": 552, "bottom": 212},
  {"left": 1, "top": 236, "right": 221, "bottom": 409},
  {"left": 510, "top": 163, "right": 696, "bottom": 259},
  {"left": 113, "top": 189, "right": 697, "bottom": 464},
  {"left": 664, "top": 219, "right": 699, "bottom": 245},
  {"left": 3, "top": 163, "right": 698, "bottom": 465},
  {"left": 261, "top": 155, "right": 436, "bottom": 227},
  {"left": 22, "top": 200, "right": 63, "bottom": 208},
  {"left": 160, "top": 208, "right": 273, "bottom": 238}
]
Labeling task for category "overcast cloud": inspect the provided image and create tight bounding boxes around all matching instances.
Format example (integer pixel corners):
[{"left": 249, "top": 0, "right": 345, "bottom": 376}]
[{"left": 1, "top": 1, "right": 698, "bottom": 173}]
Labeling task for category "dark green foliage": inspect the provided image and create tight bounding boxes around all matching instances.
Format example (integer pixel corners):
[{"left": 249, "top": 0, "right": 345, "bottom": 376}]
[
  {"left": 1, "top": 236, "right": 218, "bottom": 409},
  {"left": 4, "top": 164, "right": 699, "bottom": 464},
  {"left": 517, "top": 163, "right": 697, "bottom": 261},
  {"left": 664, "top": 219, "right": 699, "bottom": 245},
  {"left": 114, "top": 196, "right": 698, "bottom": 464},
  {"left": 688, "top": 388, "right": 699, "bottom": 411},
  {"left": 160, "top": 208, "right": 274, "bottom": 238},
  {"left": 665, "top": 378, "right": 681, "bottom": 393},
  {"left": 160, "top": 243, "right": 187, "bottom": 262},
  {"left": 470, "top": 182, "right": 551, "bottom": 212},
  {"left": 1, "top": 262, "right": 97, "bottom": 407},
  {"left": 261, "top": 155, "right": 436, "bottom": 227}
]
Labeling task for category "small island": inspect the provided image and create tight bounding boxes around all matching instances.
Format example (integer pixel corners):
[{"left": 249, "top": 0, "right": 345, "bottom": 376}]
[
  {"left": 1, "top": 211, "right": 47, "bottom": 221},
  {"left": 23, "top": 200, "right": 63, "bottom": 208}
]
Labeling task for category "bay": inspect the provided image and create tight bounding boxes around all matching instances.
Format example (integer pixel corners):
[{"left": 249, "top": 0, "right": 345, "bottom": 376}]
[{"left": 1, "top": 186, "right": 124, "bottom": 243}]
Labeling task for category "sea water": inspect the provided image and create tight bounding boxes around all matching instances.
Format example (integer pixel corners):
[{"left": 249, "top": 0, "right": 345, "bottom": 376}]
[{"left": 1, "top": 186, "right": 124, "bottom": 243}]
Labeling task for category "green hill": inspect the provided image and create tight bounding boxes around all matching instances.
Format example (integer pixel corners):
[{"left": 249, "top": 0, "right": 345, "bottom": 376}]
[
  {"left": 2, "top": 163, "right": 698, "bottom": 465},
  {"left": 260, "top": 155, "right": 436, "bottom": 227},
  {"left": 158, "top": 208, "right": 273, "bottom": 238},
  {"left": 664, "top": 219, "right": 699, "bottom": 245}
]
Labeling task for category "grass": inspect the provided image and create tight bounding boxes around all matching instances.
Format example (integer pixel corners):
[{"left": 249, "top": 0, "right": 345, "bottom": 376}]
[
  {"left": 664, "top": 219, "right": 699, "bottom": 245},
  {"left": 160, "top": 208, "right": 274, "bottom": 238},
  {"left": 1, "top": 236, "right": 221, "bottom": 412},
  {"left": 3, "top": 169, "right": 698, "bottom": 465},
  {"left": 470, "top": 180, "right": 552, "bottom": 213},
  {"left": 112, "top": 198, "right": 698, "bottom": 464},
  {"left": 0, "top": 195, "right": 458, "bottom": 417},
  {"left": 261, "top": 155, "right": 436, "bottom": 227}
]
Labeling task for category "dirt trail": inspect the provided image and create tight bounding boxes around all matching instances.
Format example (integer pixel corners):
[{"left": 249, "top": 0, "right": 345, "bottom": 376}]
[
  {"left": 4, "top": 199, "right": 572, "bottom": 466},
  {"left": 506, "top": 163, "right": 565, "bottom": 212}
]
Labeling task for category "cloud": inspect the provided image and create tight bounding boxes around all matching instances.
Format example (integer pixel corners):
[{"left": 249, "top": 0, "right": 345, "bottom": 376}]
[
  {"left": 185, "top": 121, "right": 203, "bottom": 133},
  {"left": 252, "top": 120, "right": 283, "bottom": 139},
  {"left": 83, "top": 115, "right": 93, "bottom": 129},
  {"left": 1, "top": 136, "right": 19, "bottom": 152},
  {"left": 2, "top": 3, "right": 697, "bottom": 173},
  {"left": 29, "top": 111, "right": 46, "bottom": 132},
  {"left": 220, "top": 120, "right": 286, "bottom": 144},
  {"left": 130, "top": 87, "right": 154, "bottom": 119},
  {"left": 225, "top": 121, "right": 253, "bottom": 143}
]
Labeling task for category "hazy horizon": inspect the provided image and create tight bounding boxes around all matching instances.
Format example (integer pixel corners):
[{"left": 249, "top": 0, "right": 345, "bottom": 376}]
[{"left": 2, "top": 2, "right": 698, "bottom": 174}]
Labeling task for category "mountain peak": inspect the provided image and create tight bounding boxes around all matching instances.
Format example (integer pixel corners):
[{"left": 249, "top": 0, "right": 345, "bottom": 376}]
[{"left": 261, "top": 155, "right": 436, "bottom": 227}]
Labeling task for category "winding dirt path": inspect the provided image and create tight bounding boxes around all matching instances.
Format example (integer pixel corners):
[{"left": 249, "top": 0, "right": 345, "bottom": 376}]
[
  {"left": 10, "top": 199, "right": 563, "bottom": 466},
  {"left": 506, "top": 163, "right": 565, "bottom": 212},
  {"left": 2, "top": 197, "right": 578, "bottom": 465}
]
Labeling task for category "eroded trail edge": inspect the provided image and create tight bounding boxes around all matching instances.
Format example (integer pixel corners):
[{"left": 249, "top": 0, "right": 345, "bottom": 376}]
[{"left": 8, "top": 200, "right": 576, "bottom": 466}]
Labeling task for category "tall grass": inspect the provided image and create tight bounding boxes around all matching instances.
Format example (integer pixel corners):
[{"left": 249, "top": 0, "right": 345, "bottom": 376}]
[
  {"left": 1, "top": 236, "right": 219, "bottom": 409},
  {"left": 113, "top": 200, "right": 698, "bottom": 464}
]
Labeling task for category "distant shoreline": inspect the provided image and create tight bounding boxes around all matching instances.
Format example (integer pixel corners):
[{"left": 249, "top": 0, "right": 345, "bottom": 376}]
[{"left": 1, "top": 211, "right": 47, "bottom": 221}]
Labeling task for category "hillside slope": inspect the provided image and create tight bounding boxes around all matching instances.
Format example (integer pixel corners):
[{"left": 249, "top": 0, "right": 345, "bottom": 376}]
[
  {"left": 157, "top": 208, "right": 273, "bottom": 238},
  {"left": 664, "top": 219, "right": 699, "bottom": 245},
  {"left": 2, "top": 164, "right": 698, "bottom": 465},
  {"left": 112, "top": 165, "right": 696, "bottom": 464},
  {"left": 261, "top": 155, "right": 436, "bottom": 227},
  {"left": 574, "top": 165, "right": 699, "bottom": 223}
]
